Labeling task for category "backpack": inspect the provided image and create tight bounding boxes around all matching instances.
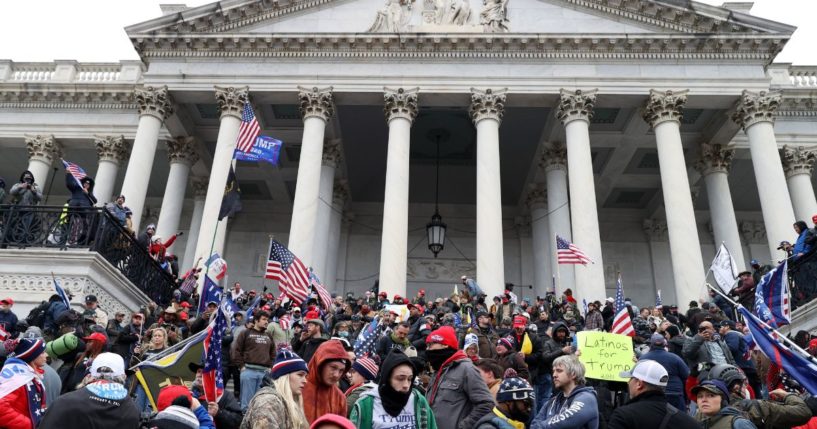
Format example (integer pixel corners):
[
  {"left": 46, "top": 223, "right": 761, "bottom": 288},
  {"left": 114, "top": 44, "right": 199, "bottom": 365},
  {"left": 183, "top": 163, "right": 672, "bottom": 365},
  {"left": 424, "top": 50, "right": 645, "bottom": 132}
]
[{"left": 26, "top": 301, "right": 51, "bottom": 328}]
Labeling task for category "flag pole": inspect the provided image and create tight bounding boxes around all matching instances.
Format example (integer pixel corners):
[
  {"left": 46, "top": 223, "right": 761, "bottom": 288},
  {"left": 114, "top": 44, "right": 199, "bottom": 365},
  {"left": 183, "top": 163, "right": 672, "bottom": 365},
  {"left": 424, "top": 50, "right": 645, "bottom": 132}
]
[{"left": 198, "top": 220, "right": 221, "bottom": 314}]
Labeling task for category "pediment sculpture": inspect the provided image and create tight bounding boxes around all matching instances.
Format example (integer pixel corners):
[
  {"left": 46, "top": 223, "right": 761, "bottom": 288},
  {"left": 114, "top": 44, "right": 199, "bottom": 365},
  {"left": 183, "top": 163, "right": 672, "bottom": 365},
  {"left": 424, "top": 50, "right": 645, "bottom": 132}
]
[{"left": 369, "top": 0, "right": 509, "bottom": 33}]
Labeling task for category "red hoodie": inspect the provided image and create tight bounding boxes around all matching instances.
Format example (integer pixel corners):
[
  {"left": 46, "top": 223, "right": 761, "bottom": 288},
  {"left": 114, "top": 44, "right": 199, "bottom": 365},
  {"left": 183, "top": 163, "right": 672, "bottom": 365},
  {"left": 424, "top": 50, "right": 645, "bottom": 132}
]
[{"left": 302, "top": 340, "right": 350, "bottom": 423}]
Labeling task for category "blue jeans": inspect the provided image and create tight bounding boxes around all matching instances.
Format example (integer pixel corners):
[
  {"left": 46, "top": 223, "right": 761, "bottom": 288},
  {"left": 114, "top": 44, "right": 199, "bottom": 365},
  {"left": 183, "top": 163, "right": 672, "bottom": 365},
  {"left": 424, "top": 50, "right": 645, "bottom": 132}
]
[
  {"left": 534, "top": 373, "right": 553, "bottom": 414},
  {"left": 240, "top": 367, "right": 267, "bottom": 411}
]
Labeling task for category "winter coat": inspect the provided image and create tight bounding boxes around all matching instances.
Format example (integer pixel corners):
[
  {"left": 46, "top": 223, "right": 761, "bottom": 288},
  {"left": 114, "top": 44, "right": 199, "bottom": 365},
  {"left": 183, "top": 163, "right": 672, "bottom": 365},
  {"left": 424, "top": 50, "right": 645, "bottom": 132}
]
[
  {"left": 38, "top": 381, "right": 139, "bottom": 429},
  {"left": 111, "top": 323, "right": 141, "bottom": 363},
  {"left": 639, "top": 348, "right": 690, "bottom": 397},
  {"left": 44, "top": 300, "right": 69, "bottom": 334},
  {"left": 683, "top": 334, "right": 736, "bottom": 376},
  {"left": 730, "top": 392, "right": 812, "bottom": 429},
  {"left": 9, "top": 171, "right": 42, "bottom": 206},
  {"left": 345, "top": 382, "right": 375, "bottom": 416},
  {"left": 542, "top": 322, "right": 571, "bottom": 374},
  {"left": 474, "top": 408, "right": 520, "bottom": 429},
  {"left": 694, "top": 406, "right": 756, "bottom": 429},
  {"left": 473, "top": 326, "right": 499, "bottom": 360},
  {"left": 350, "top": 388, "right": 437, "bottom": 429},
  {"left": 149, "top": 234, "right": 178, "bottom": 260},
  {"left": 192, "top": 386, "right": 243, "bottom": 429},
  {"left": 668, "top": 335, "right": 687, "bottom": 359},
  {"left": 376, "top": 332, "right": 411, "bottom": 357},
  {"left": 722, "top": 330, "right": 755, "bottom": 370},
  {"left": 65, "top": 173, "right": 96, "bottom": 207},
  {"left": 532, "top": 385, "right": 599, "bottom": 429},
  {"left": 427, "top": 353, "right": 495, "bottom": 429},
  {"left": 0, "top": 308, "right": 19, "bottom": 332},
  {"left": 794, "top": 229, "right": 814, "bottom": 259},
  {"left": 240, "top": 383, "right": 294, "bottom": 429},
  {"left": 302, "top": 340, "right": 349, "bottom": 423},
  {"left": 291, "top": 334, "right": 328, "bottom": 364},
  {"left": 607, "top": 390, "right": 700, "bottom": 429},
  {"left": 0, "top": 359, "right": 46, "bottom": 429},
  {"left": 496, "top": 351, "right": 531, "bottom": 382}
]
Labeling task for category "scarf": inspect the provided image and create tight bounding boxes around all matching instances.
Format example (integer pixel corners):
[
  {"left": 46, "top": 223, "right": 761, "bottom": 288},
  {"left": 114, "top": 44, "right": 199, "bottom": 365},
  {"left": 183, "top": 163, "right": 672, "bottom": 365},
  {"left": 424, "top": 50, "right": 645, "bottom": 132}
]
[
  {"left": 379, "top": 384, "right": 412, "bottom": 417},
  {"left": 427, "top": 349, "right": 467, "bottom": 403},
  {"left": 390, "top": 333, "right": 410, "bottom": 347}
]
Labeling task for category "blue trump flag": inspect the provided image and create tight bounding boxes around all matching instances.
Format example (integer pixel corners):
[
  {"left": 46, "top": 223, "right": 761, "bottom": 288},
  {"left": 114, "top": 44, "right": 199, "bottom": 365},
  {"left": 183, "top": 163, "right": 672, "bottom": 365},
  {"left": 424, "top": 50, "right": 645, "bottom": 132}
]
[
  {"left": 754, "top": 260, "right": 790, "bottom": 328},
  {"left": 198, "top": 276, "right": 223, "bottom": 314},
  {"left": 234, "top": 135, "right": 282, "bottom": 166},
  {"left": 739, "top": 306, "right": 817, "bottom": 395}
]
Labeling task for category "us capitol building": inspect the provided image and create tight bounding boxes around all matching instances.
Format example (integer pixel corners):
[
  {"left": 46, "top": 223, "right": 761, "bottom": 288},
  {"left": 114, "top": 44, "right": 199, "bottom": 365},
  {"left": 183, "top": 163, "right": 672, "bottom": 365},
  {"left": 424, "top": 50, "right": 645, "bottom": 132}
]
[{"left": 1, "top": 0, "right": 816, "bottom": 330}]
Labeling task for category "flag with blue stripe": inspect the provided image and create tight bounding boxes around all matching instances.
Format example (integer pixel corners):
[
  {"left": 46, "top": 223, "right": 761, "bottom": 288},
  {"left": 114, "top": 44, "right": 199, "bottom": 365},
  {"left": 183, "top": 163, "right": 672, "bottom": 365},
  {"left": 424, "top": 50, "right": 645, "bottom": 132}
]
[
  {"left": 245, "top": 295, "right": 262, "bottom": 321},
  {"left": 353, "top": 317, "right": 381, "bottom": 358},
  {"left": 754, "top": 260, "right": 790, "bottom": 328},
  {"left": 52, "top": 277, "right": 70, "bottom": 308},
  {"left": 198, "top": 276, "right": 223, "bottom": 314}
]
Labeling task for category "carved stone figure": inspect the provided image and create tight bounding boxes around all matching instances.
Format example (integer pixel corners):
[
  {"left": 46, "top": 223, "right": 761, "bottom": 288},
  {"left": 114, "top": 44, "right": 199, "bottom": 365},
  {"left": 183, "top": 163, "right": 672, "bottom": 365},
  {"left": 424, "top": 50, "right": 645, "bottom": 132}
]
[
  {"left": 480, "top": 0, "right": 509, "bottom": 32},
  {"left": 435, "top": 0, "right": 472, "bottom": 25},
  {"left": 369, "top": 0, "right": 412, "bottom": 32}
]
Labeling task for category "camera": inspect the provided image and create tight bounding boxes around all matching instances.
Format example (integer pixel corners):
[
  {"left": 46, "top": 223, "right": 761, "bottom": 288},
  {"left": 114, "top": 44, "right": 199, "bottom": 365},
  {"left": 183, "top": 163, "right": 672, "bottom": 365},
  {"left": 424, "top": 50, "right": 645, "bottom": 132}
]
[{"left": 24, "top": 177, "right": 34, "bottom": 185}]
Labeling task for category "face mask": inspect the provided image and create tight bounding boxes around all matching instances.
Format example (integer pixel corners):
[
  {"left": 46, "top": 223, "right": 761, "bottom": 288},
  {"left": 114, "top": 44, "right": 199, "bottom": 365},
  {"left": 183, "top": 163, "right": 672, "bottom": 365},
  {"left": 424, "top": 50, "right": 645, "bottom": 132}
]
[
  {"left": 426, "top": 347, "right": 456, "bottom": 370},
  {"left": 338, "top": 331, "right": 349, "bottom": 338},
  {"left": 508, "top": 401, "right": 532, "bottom": 423}
]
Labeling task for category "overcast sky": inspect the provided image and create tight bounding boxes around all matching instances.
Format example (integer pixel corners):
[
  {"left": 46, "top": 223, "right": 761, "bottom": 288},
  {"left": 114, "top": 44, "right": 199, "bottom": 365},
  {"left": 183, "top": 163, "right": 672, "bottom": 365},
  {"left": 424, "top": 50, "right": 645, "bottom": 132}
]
[{"left": 1, "top": 0, "right": 814, "bottom": 64}]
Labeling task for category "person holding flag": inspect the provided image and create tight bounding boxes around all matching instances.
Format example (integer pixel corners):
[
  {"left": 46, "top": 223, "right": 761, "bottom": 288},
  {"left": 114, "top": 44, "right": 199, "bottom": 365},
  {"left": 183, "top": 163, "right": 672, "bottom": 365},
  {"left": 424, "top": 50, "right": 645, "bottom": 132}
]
[{"left": 62, "top": 159, "right": 97, "bottom": 245}]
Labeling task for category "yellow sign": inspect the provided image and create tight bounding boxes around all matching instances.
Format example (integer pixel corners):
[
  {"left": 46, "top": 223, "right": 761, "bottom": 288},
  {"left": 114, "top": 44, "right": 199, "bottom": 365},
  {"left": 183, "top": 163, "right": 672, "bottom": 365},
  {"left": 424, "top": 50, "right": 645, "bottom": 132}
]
[{"left": 577, "top": 331, "right": 635, "bottom": 382}]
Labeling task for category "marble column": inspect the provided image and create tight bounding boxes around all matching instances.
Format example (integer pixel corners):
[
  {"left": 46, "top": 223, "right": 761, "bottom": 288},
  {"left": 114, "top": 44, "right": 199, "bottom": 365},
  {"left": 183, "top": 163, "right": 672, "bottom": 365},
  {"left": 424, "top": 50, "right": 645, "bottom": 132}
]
[
  {"left": 643, "top": 219, "right": 677, "bottom": 304},
  {"left": 556, "top": 89, "right": 605, "bottom": 300},
  {"left": 24, "top": 134, "right": 62, "bottom": 200},
  {"left": 733, "top": 90, "right": 796, "bottom": 257},
  {"left": 156, "top": 137, "right": 199, "bottom": 252},
  {"left": 326, "top": 181, "right": 349, "bottom": 292},
  {"left": 780, "top": 146, "right": 817, "bottom": 223},
  {"left": 194, "top": 86, "right": 247, "bottom": 264},
  {"left": 379, "top": 87, "right": 418, "bottom": 299},
  {"left": 288, "top": 86, "right": 334, "bottom": 266},
  {"left": 696, "top": 143, "right": 746, "bottom": 271},
  {"left": 643, "top": 89, "right": 705, "bottom": 310},
  {"left": 540, "top": 142, "right": 575, "bottom": 294},
  {"left": 470, "top": 88, "right": 507, "bottom": 299},
  {"left": 182, "top": 177, "right": 207, "bottom": 270},
  {"left": 313, "top": 139, "right": 343, "bottom": 283},
  {"left": 120, "top": 86, "right": 174, "bottom": 232},
  {"left": 526, "top": 184, "right": 551, "bottom": 296},
  {"left": 93, "top": 135, "right": 129, "bottom": 206}
]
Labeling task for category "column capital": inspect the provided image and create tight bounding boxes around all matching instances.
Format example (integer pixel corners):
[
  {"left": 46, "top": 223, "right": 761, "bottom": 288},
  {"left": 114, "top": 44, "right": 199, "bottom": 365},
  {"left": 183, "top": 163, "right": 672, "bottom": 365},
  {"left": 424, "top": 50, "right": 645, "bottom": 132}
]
[
  {"left": 525, "top": 184, "right": 547, "bottom": 209},
  {"left": 780, "top": 145, "right": 817, "bottom": 179},
  {"left": 642, "top": 89, "right": 688, "bottom": 128},
  {"left": 539, "top": 141, "right": 567, "bottom": 172},
  {"left": 383, "top": 87, "right": 419, "bottom": 123},
  {"left": 25, "top": 134, "right": 62, "bottom": 163},
  {"left": 696, "top": 143, "right": 735, "bottom": 176},
  {"left": 740, "top": 220, "right": 767, "bottom": 245},
  {"left": 642, "top": 218, "right": 668, "bottom": 241},
  {"left": 191, "top": 176, "right": 208, "bottom": 199},
  {"left": 214, "top": 86, "right": 250, "bottom": 120},
  {"left": 134, "top": 85, "right": 174, "bottom": 120},
  {"left": 732, "top": 90, "right": 781, "bottom": 130},
  {"left": 469, "top": 88, "right": 507, "bottom": 124},
  {"left": 322, "top": 139, "right": 343, "bottom": 168},
  {"left": 298, "top": 86, "right": 335, "bottom": 121},
  {"left": 515, "top": 216, "right": 532, "bottom": 236},
  {"left": 166, "top": 136, "right": 200, "bottom": 166},
  {"left": 94, "top": 135, "right": 129, "bottom": 165},
  {"left": 556, "top": 88, "right": 596, "bottom": 124},
  {"left": 333, "top": 179, "right": 350, "bottom": 207}
]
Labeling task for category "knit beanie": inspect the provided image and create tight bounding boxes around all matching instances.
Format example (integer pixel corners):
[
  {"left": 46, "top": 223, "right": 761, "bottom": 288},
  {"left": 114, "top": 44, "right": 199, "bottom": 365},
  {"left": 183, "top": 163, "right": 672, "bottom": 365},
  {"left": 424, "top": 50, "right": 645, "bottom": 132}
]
[
  {"left": 271, "top": 349, "right": 309, "bottom": 380},
  {"left": 157, "top": 385, "right": 193, "bottom": 411},
  {"left": 352, "top": 356, "right": 379, "bottom": 381},
  {"left": 151, "top": 405, "right": 199, "bottom": 429},
  {"left": 497, "top": 336, "right": 516, "bottom": 352},
  {"left": 426, "top": 325, "right": 458, "bottom": 349},
  {"left": 4, "top": 338, "right": 45, "bottom": 363},
  {"left": 463, "top": 333, "right": 479, "bottom": 352},
  {"left": 496, "top": 368, "right": 535, "bottom": 403}
]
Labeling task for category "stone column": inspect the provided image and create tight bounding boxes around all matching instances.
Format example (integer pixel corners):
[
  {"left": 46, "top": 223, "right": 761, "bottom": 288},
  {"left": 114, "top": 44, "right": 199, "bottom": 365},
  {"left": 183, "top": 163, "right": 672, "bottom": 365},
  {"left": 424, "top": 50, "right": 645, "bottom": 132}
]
[
  {"left": 526, "top": 185, "right": 551, "bottom": 296},
  {"left": 378, "top": 87, "right": 418, "bottom": 299},
  {"left": 120, "top": 86, "right": 174, "bottom": 232},
  {"left": 24, "top": 134, "right": 62, "bottom": 198},
  {"left": 182, "top": 177, "right": 207, "bottom": 270},
  {"left": 780, "top": 146, "right": 817, "bottom": 223},
  {"left": 540, "top": 142, "right": 575, "bottom": 294},
  {"left": 194, "top": 86, "right": 247, "bottom": 264},
  {"left": 643, "top": 219, "right": 677, "bottom": 304},
  {"left": 155, "top": 137, "right": 199, "bottom": 252},
  {"left": 733, "top": 90, "right": 796, "bottom": 257},
  {"left": 556, "top": 89, "right": 605, "bottom": 300},
  {"left": 470, "top": 88, "right": 507, "bottom": 298},
  {"left": 740, "top": 221, "right": 771, "bottom": 266},
  {"left": 643, "top": 89, "right": 705, "bottom": 310},
  {"left": 313, "top": 139, "right": 343, "bottom": 283},
  {"left": 326, "top": 181, "right": 349, "bottom": 292},
  {"left": 288, "top": 86, "right": 334, "bottom": 266},
  {"left": 93, "top": 135, "right": 129, "bottom": 206},
  {"left": 696, "top": 143, "right": 746, "bottom": 271}
]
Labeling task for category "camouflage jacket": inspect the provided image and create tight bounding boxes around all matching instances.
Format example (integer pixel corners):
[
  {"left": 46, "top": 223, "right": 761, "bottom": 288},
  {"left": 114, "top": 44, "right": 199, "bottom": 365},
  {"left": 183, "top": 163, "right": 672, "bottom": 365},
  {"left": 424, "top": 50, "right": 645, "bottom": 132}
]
[{"left": 240, "top": 385, "right": 290, "bottom": 429}]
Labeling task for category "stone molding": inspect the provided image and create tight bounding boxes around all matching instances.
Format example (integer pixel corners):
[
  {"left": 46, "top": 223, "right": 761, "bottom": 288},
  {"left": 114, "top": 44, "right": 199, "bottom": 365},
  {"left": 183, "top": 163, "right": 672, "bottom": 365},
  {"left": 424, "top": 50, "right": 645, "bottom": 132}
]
[
  {"left": 25, "top": 134, "right": 62, "bottom": 163},
  {"left": 557, "top": 89, "right": 596, "bottom": 124},
  {"left": 642, "top": 218, "right": 668, "bottom": 241},
  {"left": 780, "top": 145, "right": 817, "bottom": 178},
  {"left": 642, "top": 89, "right": 688, "bottom": 127},
  {"left": 94, "top": 135, "right": 129, "bottom": 164},
  {"left": 469, "top": 88, "right": 506, "bottom": 124},
  {"left": 166, "top": 136, "right": 200, "bottom": 166},
  {"left": 525, "top": 184, "right": 547, "bottom": 210},
  {"left": 134, "top": 85, "right": 174, "bottom": 120},
  {"left": 322, "top": 139, "right": 343, "bottom": 168},
  {"left": 732, "top": 89, "right": 781, "bottom": 130},
  {"left": 333, "top": 180, "right": 350, "bottom": 207},
  {"left": 383, "top": 87, "right": 419, "bottom": 123},
  {"left": 214, "top": 85, "right": 250, "bottom": 120},
  {"left": 407, "top": 258, "right": 475, "bottom": 282},
  {"left": 191, "top": 176, "right": 208, "bottom": 199},
  {"left": 515, "top": 216, "right": 532, "bottom": 236},
  {"left": 696, "top": 143, "right": 734, "bottom": 176},
  {"left": 298, "top": 86, "right": 334, "bottom": 121},
  {"left": 540, "top": 141, "right": 567, "bottom": 172},
  {"left": 740, "top": 221, "right": 767, "bottom": 245}
]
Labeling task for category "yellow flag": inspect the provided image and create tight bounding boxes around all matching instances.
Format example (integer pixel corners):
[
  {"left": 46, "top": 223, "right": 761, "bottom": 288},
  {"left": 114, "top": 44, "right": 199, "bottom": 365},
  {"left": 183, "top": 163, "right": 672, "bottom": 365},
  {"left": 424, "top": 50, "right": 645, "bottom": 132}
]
[{"left": 521, "top": 333, "right": 533, "bottom": 355}]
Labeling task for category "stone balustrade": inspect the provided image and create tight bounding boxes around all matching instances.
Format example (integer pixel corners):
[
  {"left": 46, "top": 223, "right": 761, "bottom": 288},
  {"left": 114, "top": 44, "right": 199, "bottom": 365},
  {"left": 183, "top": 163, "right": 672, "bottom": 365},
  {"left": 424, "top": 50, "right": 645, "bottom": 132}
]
[{"left": 0, "top": 60, "right": 143, "bottom": 83}]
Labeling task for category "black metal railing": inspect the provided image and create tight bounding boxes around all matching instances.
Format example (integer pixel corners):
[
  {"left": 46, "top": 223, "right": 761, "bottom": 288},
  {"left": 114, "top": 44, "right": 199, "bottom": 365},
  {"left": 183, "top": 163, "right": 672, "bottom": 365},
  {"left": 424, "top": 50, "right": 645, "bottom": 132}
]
[
  {"left": 790, "top": 249, "right": 817, "bottom": 310},
  {"left": 0, "top": 204, "right": 174, "bottom": 305}
]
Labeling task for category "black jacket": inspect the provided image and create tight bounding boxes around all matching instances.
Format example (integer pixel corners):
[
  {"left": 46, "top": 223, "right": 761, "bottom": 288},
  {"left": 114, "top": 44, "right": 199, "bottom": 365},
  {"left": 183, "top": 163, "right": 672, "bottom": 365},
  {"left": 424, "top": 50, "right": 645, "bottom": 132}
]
[
  {"left": 607, "top": 390, "right": 701, "bottom": 429},
  {"left": 291, "top": 335, "right": 327, "bottom": 364},
  {"left": 542, "top": 322, "right": 571, "bottom": 374}
]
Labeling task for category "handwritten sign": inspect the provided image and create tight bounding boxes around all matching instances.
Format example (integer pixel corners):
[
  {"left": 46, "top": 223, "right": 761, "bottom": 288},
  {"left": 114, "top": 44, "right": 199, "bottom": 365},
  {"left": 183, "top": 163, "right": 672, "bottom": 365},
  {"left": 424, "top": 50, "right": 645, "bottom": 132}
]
[{"left": 577, "top": 331, "right": 634, "bottom": 382}]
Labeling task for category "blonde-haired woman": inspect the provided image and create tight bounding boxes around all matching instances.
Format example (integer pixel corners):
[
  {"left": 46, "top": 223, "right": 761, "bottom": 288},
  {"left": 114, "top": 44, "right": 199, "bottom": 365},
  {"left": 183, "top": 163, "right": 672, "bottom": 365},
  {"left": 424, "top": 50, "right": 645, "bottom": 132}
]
[
  {"left": 132, "top": 327, "right": 169, "bottom": 413},
  {"left": 241, "top": 349, "right": 309, "bottom": 429}
]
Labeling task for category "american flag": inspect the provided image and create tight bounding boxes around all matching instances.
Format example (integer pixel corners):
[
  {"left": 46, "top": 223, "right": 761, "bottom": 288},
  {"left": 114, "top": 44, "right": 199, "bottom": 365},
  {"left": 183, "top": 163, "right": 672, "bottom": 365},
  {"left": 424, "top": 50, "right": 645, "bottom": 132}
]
[
  {"left": 52, "top": 276, "right": 71, "bottom": 309},
  {"left": 309, "top": 268, "right": 333, "bottom": 311},
  {"left": 265, "top": 239, "right": 310, "bottom": 306},
  {"left": 61, "top": 159, "right": 87, "bottom": 188},
  {"left": 611, "top": 275, "right": 635, "bottom": 337},
  {"left": 201, "top": 303, "right": 227, "bottom": 402},
  {"left": 556, "top": 235, "right": 592, "bottom": 265},
  {"left": 278, "top": 313, "right": 291, "bottom": 331},
  {"left": 235, "top": 103, "right": 261, "bottom": 153},
  {"left": 353, "top": 317, "right": 381, "bottom": 358}
]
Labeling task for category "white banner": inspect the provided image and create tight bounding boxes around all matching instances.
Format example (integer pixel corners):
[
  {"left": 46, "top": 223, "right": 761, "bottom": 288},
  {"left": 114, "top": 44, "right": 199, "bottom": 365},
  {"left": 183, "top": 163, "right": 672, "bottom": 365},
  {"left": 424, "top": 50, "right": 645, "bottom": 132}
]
[
  {"left": 0, "top": 360, "right": 36, "bottom": 399},
  {"left": 710, "top": 243, "right": 739, "bottom": 292}
]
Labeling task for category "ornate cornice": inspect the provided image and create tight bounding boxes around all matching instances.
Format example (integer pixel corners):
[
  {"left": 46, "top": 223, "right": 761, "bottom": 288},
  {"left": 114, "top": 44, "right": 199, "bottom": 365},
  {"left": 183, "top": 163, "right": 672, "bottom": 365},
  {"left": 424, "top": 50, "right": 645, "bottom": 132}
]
[
  {"left": 95, "top": 135, "right": 129, "bottom": 164},
  {"left": 642, "top": 89, "right": 688, "bottom": 127},
  {"left": 322, "top": 139, "right": 343, "bottom": 168},
  {"left": 298, "top": 86, "right": 334, "bottom": 122},
  {"left": 642, "top": 218, "right": 668, "bottom": 242},
  {"left": 166, "top": 136, "right": 200, "bottom": 166},
  {"left": 525, "top": 184, "right": 547, "bottom": 210},
  {"left": 732, "top": 89, "right": 782, "bottom": 130},
  {"left": 539, "top": 142, "right": 567, "bottom": 172},
  {"left": 214, "top": 86, "right": 250, "bottom": 120},
  {"left": 25, "top": 134, "right": 62, "bottom": 163},
  {"left": 191, "top": 176, "right": 208, "bottom": 199},
  {"left": 333, "top": 180, "right": 350, "bottom": 207},
  {"left": 469, "top": 88, "right": 506, "bottom": 124},
  {"left": 134, "top": 85, "right": 174, "bottom": 120},
  {"left": 696, "top": 143, "right": 734, "bottom": 176},
  {"left": 383, "top": 87, "right": 419, "bottom": 123},
  {"left": 740, "top": 220, "right": 766, "bottom": 245},
  {"left": 0, "top": 89, "right": 137, "bottom": 110},
  {"left": 780, "top": 145, "right": 817, "bottom": 179},
  {"left": 557, "top": 89, "right": 596, "bottom": 124}
]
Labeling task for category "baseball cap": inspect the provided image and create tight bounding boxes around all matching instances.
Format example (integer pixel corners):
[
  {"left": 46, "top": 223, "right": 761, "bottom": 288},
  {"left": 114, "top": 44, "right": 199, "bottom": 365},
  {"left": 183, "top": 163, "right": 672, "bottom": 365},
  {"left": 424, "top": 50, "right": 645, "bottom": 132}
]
[
  {"left": 90, "top": 352, "right": 126, "bottom": 377},
  {"left": 649, "top": 333, "right": 667, "bottom": 347},
  {"left": 691, "top": 379, "right": 731, "bottom": 401},
  {"left": 85, "top": 294, "right": 98, "bottom": 303},
  {"left": 619, "top": 360, "right": 669, "bottom": 386},
  {"left": 0, "top": 297, "right": 13, "bottom": 306},
  {"left": 83, "top": 332, "right": 107, "bottom": 343},
  {"left": 512, "top": 315, "right": 527, "bottom": 328}
]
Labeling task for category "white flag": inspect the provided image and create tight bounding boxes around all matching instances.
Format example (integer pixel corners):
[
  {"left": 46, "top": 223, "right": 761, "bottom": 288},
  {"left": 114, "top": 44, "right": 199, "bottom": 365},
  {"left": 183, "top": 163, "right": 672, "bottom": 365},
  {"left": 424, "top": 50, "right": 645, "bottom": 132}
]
[{"left": 710, "top": 243, "right": 739, "bottom": 292}]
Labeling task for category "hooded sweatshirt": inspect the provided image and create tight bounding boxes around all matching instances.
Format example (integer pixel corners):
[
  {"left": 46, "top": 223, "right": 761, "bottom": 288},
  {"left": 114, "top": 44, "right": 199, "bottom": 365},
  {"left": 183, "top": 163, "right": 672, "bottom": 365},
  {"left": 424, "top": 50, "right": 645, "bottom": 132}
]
[
  {"left": 303, "top": 339, "right": 350, "bottom": 423},
  {"left": 531, "top": 385, "right": 599, "bottom": 429}
]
